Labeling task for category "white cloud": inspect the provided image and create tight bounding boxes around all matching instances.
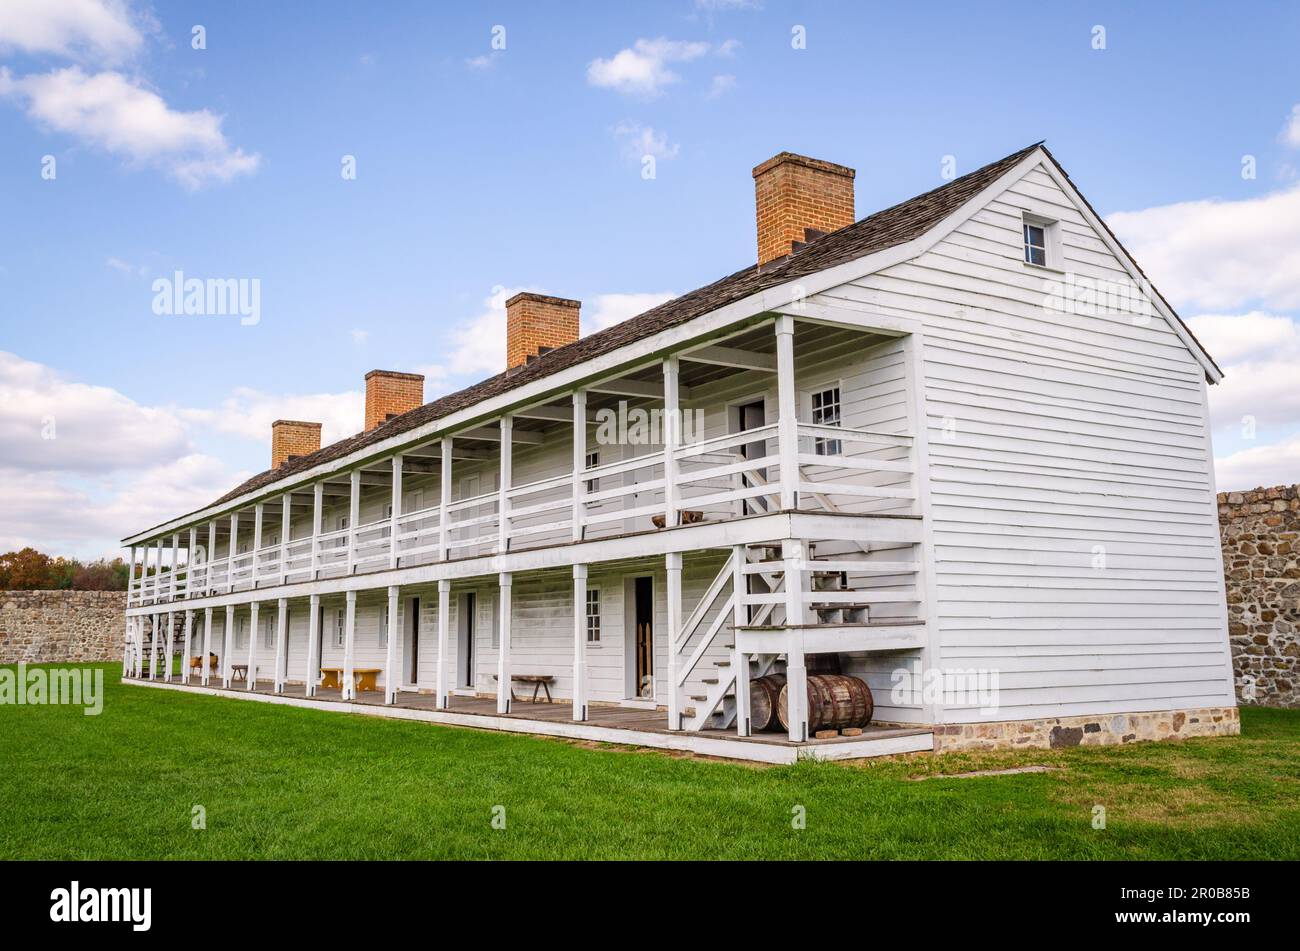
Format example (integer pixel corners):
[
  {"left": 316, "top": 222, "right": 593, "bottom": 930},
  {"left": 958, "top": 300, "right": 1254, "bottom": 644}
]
[
  {"left": 0, "top": 66, "right": 260, "bottom": 189},
  {"left": 613, "top": 121, "right": 679, "bottom": 162},
  {"left": 587, "top": 38, "right": 710, "bottom": 97},
  {"left": 178, "top": 386, "right": 363, "bottom": 447},
  {"left": 1187, "top": 313, "right": 1300, "bottom": 435},
  {"left": 584, "top": 292, "right": 676, "bottom": 334},
  {"left": 716, "top": 39, "right": 742, "bottom": 56},
  {"left": 105, "top": 255, "right": 147, "bottom": 277},
  {"left": 707, "top": 73, "right": 737, "bottom": 98},
  {"left": 1107, "top": 185, "right": 1300, "bottom": 312},
  {"left": 0, "top": 0, "right": 143, "bottom": 64},
  {"left": 696, "top": 0, "right": 761, "bottom": 10},
  {"left": 1282, "top": 103, "right": 1300, "bottom": 149},
  {"left": 350, "top": 328, "right": 369, "bottom": 345},
  {"left": 1215, "top": 435, "right": 1300, "bottom": 493},
  {"left": 465, "top": 54, "right": 495, "bottom": 70},
  {"left": 0, "top": 350, "right": 189, "bottom": 473}
]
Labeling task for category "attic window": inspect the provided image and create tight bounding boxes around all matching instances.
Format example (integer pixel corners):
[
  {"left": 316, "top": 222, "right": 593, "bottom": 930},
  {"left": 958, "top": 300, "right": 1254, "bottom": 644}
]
[{"left": 1022, "top": 213, "right": 1058, "bottom": 268}]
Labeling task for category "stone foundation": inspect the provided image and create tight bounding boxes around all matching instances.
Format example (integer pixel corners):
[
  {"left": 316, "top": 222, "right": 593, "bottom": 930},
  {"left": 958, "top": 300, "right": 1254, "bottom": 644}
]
[
  {"left": 931, "top": 706, "right": 1240, "bottom": 752},
  {"left": 0, "top": 590, "right": 126, "bottom": 663}
]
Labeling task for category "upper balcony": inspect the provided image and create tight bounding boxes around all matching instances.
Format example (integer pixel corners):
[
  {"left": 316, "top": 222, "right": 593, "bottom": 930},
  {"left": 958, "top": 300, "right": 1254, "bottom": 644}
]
[{"left": 126, "top": 312, "right": 921, "bottom": 609}]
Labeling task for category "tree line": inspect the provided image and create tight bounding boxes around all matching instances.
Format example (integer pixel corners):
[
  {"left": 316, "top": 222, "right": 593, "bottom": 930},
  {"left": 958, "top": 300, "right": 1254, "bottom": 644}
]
[{"left": 0, "top": 548, "right": 133, "bottom": 591}]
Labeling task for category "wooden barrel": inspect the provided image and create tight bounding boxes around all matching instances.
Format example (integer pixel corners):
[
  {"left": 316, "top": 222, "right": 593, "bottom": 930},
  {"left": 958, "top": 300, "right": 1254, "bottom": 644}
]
[
  {"left": 777, "top": 674, "right": 873, "bottom": 733},
  {"left": 748, "top": 674, "right": 787, "bottom": 732}
]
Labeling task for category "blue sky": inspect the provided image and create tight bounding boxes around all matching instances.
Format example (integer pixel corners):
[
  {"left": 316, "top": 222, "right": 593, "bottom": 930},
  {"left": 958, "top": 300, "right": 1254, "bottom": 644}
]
[{"left": 3, "top": 0, "right": 1300, "bottom": 557}]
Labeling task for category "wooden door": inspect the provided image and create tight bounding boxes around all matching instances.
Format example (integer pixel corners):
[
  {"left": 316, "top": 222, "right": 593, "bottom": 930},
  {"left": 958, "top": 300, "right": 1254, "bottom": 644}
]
[{"left": 634, "top": 577, "right": 653, "bottom": 698}]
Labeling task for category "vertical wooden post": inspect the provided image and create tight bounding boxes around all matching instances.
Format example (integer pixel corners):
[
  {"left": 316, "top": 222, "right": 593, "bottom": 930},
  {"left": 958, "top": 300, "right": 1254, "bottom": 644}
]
[
  {"left": 311, "top": 483, "right": 324, "bottom": 579},
  {"left": 144, "top": 541, "right": 155, "bottom": 603},
  {"left": 274, "top": 598, "right": 288, "bottom": 693},
  {"left": 384, "top": 585, "right": 400, "bottom": 704},
  {"left": 498, "top": 417, "right": 512, "bottom": 553},
  {"left": 206, "top": 521, "right": 217, "bottom": 594},
  {"left": 390, "top": 455, "right": 403, "bottom": 569},
  {"left": 222, "top": 605, "right": 235, "bottom": 687},
  {"left": 280, "top": 494, "right": 291, "bottom": 584},
  {"left": 186, "top": 527, "right": 198, "bottom": 599},
  {"left": 169, "top": 534, "right": 179, "bottom": 601},
  {"left": 134, "top": 617, "right": 144, "bottom": 677},
  {"left": 496, "top": 572, "right": 512, "bottom": 713},
  {"left": 439, "top": 438, "right": 452, "bottom": 561},
  {"left": 127, "top": 545, "right": 138, "bottom": 606},
  {"left": 783, "top": 539, "right": 809, "bottom": 742},
  {"left": 252, "top": 503, "right": 264, "bottom": 588},
  {"left": 306, "top": 593, "right": 321, "bottom": 696},
  {"left": 202, "top": 608, "right": 213, "bottom": 686},
  {"left": 227, "top": 513, "right": 239, "bottom": 593},
  {"left": 181, "top": 610, "right": 193, "bottom": 684},
  {"left": 731, "top": 546, "right": 751, "bottom": 736},
  {"left": 665, "top": 552, "right": 683, "bottom": 730},
  {"left": 572, "top": 564, "right": 588, "bottom": 721},
  {"left": 347, "top": 470, "right": 361, "bottom": 574},
  {"left": 775, "top": 315, "right": 799, "bottom": 511},
  {"left": 572, "top": 391, "right": 587, "bottom": 541},
  {"left": 342, "top": 590, "right": 357, "bottom": 700},
  {"left": 436, "top": 579, "right": 451, "bottom": 708},
  {"left": 148, "top": 613, "right": 159, "bottom": 680},
  {"left": 247, "top": 601, "right": 260, "bottom": 690},
  {"left": 663, "top": 357, "right": 680, "bottom": 528},
  {"left": 121, "top": 616, "right": 131, "bottom": 677}
]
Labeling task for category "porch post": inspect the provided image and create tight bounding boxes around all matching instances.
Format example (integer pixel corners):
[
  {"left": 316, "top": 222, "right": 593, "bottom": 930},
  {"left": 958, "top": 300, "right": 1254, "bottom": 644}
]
[
  {"left": 181, "top": 609, "right": 193, "bottom": 684},
  {"left": 169, "top": 533, "right": 179, "bottom": 601},
  {"left": 306, "top": 593, "right": 321, "bottom": 696},
  {"left": 187, "top": 527, "right": 198, "bottom": 598},
  {"left": 496, "top": 572, "right": 512, "bottom": 713},
  {"left": 252, "top": 502, "right": 264, "bottom": 587},
  {"left": 389, "top": 455, "right": 403, "bottom": 569},
  {"left": 206, "top": 521, "right": 217, "bottom": 594},
  {"left": 222, "top": 605, "right": 235, "bottom": 687},
  {"left": 498, "top": 417, "right": 512, "bottom": 553},
  {"left": 280, "top": 494, "right": 291, "bottom": 584},
  {"left": 663, "top": 356, "right": 680, "bottom": 528},
  {"left": 347, "top": 470, "right": 361, "bottom": 574},
  {"left": 274, "top": 597, "right": 288, "bottom": 693},
  {"left": 342, "top": 590, "right": 357, "bottom": 700},
  {"left": 384, "top": 585, "right": 400, "bottom": 704},
  {"left": 144, "top": 541, "right": 155, "bottom": 603},
  {"left": 436, "top": 579, "right": 451, "bottom": 708},
  {"left": 783, "top": 539, "right": 809, "bottom": 742},
  {"left": 201, "top": 608, "right": 214, "bottom": 686},
  {"left": 439, "top": 438, "right": 452, "bottom": 560},
  {"left": 572, "top": 564, "right": 588, "bottom": 721},
  {"left": 665, "top": 552, "right": 682, "bottom": 730},
  {"left": 121, "top": 616, "right": 131, "bottom": 677},
  {"left": 227, "top": 513, "right": 239, "bottom": 593},
  {"left": 311, "top": 483, "right": 324, "bottom": 579},
  {"left": 775, "top": 314, "right": 799, "bottom": 511},
  {"left": 127, "top": 545, "right": 138, "bottom": 607},
  {"left": 247, "top": 600, "right": 260, "bottom": 690},
  {"left": 731, "top": 545, "right": 752, "bottom": 735},
  {"left": 134, "top": 616, "right": 144, "bottom": 677},
  {"left": 149, "top": 613, "right": 159, "bottom": 680},
  {"left": 572, "top": 390, "right": 586, "bottom": 542}
]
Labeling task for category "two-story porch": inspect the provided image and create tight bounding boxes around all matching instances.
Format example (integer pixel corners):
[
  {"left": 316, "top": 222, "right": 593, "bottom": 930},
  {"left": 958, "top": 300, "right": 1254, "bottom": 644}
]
[{"left": 121, "top": 305, "right": 939, "bottom": 756}]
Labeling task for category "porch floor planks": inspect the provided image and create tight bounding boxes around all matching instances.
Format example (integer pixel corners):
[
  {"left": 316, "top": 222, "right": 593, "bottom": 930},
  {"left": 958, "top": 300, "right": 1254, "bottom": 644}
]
[{"left": 164, "top": 675, "right": 929, "bottom": 750}]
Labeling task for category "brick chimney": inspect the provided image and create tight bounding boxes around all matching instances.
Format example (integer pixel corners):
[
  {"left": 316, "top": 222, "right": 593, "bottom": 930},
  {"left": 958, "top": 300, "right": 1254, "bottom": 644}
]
[
  {"left": 365, "top": 370, "right": 424, "bottom": 431},
  {"left": 752, "top": 152, "right": 856, "bottom": 267},
  {"left": 505, "top": 293, "right": 580, "bottom": 370},
  {"left": 271, "top": 420, "right": 322, "bottom": 469}
]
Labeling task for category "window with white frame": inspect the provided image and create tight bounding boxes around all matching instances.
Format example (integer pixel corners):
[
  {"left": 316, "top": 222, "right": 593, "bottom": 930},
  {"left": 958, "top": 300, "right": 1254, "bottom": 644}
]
[
  {"left": 1022, "top": 213, "right": 1058, "bottom": 268},
  {"left": 262, "top": 614, "right": 275, "bottom": 649},
  {"left": 379, "top": 604, "right": 389, "bottom": 648},
  {"left": 585, "top": 588, "right": 601, "bottom": 643},
  {"left": 585, "top": 450, "right": 599, "bottom": 493},
  {"left": 236, "top": 616, "right": 247, "bottom": 648},
  {"left": 810, "top": 386, "right": 842, "bottom": 456},
  {"left": 335, "top": 608, "right": 345, "bottom": 647}
]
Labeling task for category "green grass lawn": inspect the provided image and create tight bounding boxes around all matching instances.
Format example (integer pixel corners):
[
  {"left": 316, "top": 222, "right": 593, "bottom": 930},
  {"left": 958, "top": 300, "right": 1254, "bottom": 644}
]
[{"left": 2, "top": 664, "right": 1298, "bottom": 860}]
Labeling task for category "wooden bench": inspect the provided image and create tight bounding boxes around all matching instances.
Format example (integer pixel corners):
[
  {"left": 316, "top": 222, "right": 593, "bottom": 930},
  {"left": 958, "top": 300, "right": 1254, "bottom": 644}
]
[
  {"left": 493, "top": 673, "right": 555, "bottom": 703},
  {"left": 231, "top": 664, "right": 248, "bottom": 683},
  {"left": 319, "top": 667, "right": 382, "bottom": 692}
]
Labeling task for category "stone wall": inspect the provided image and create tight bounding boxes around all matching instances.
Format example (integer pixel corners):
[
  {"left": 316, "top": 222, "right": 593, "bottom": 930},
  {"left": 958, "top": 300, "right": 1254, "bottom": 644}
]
[
  {"left": 931, "top": 706, "right": 1240, "bottom": 752},
  {"left": 0, "top": 590, "right": 126, "bottom": 663},
  {"left": 1218, "top": 484, "right": 1300, "bottom": 707}
]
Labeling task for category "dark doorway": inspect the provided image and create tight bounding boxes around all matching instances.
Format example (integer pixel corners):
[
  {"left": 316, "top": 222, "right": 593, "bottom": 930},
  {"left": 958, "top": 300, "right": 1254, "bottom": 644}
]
[
  {"left": 633, "top": 577, "right": 654, "bottom": 698},
  {"left": 736, "top": 399, "right": 768, "bottom": 514},
  {"left": 407, "top": 597, "right": 420, "bottom": 685},
  {"left": 459, "top": 592, "right": 476, "bottom": 688}
]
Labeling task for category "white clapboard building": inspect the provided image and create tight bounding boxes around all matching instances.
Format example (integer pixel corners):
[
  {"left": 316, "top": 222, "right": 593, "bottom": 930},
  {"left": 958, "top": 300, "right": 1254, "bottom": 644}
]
[{"left": 121, "top": 144, "right": 1239, "bottom": 762}]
